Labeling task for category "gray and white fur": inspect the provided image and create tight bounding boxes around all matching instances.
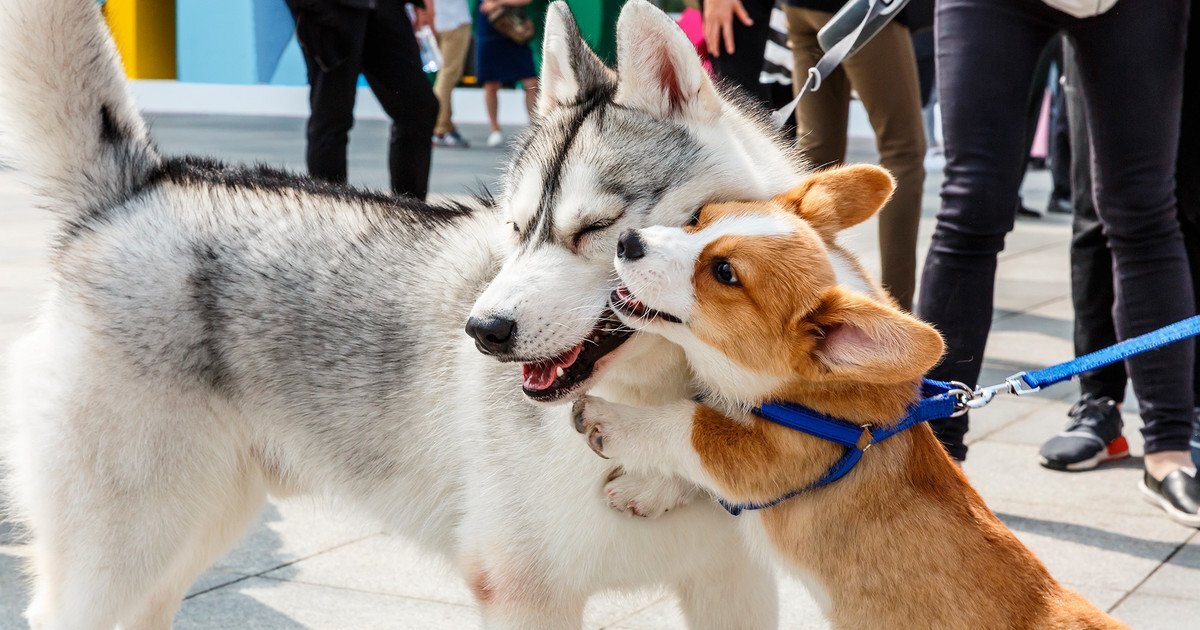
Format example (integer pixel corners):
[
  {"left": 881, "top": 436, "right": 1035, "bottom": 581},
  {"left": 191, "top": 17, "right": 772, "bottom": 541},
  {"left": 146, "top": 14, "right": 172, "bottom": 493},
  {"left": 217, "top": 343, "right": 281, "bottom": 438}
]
[{"left": 0, "top": 0, "right": 809, "bottom": 627}]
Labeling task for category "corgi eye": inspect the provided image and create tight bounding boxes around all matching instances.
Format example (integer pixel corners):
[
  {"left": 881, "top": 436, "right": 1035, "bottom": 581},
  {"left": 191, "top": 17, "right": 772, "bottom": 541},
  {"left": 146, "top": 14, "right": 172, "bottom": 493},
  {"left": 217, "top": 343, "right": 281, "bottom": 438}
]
[
  {"left": 685, "top": 206, "right": 702, "bottom": 227},
  {"left": 711, "top": 258, "right": 740, "bottom": 286}
]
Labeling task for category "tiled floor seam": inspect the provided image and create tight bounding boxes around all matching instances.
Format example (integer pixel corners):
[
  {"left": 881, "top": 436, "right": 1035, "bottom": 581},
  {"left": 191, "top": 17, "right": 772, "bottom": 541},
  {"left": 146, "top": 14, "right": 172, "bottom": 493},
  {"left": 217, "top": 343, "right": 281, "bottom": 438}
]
[
  {"left": 185, "top": 532, "right": 383, "bottom": 600},
  {"left": 253, "top": 573, "right": 476, "bottom": 609},
  {"left": 595, "top": 593, "right": 671, "bottom": 629},
  {"left": 997, "top": 239, "right": 1070, "bottom": 263},
  {"left": 1107, "top": 530, "right": 1199, "bottom": 613},
  {"left": 990, "top": 295, "right": 1072, "bottom": 324}
]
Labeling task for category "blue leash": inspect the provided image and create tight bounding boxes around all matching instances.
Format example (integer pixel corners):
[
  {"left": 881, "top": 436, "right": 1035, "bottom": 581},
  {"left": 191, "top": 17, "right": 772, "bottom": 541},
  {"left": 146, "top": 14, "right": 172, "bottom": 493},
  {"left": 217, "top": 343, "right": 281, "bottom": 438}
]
[{"left": 718, "top": 315, "right": 1200, "bottom": 516}]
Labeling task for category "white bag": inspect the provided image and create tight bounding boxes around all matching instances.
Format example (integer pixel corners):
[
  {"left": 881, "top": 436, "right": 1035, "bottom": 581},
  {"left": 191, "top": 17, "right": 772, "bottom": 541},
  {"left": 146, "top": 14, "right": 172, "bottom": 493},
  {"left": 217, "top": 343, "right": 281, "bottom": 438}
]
[{"left": 1042, "top": 0, "right": 1119, "bottom": 18}]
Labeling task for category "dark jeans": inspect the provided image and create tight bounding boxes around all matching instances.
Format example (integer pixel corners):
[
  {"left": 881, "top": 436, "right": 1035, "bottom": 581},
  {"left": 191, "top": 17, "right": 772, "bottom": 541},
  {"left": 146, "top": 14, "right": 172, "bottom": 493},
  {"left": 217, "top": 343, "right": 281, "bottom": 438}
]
[
  {"left": 702, "top": 0, "right": 777, "bottom": 105},
  {"left": 1048, "top": 37, "right": 1070, "bottom": 202},
  {"left": 287, "top": 0, "right": 437, "bottom": 199},
  {"left": 919, "top": 0, "right": 1193, "bottom": 460}
]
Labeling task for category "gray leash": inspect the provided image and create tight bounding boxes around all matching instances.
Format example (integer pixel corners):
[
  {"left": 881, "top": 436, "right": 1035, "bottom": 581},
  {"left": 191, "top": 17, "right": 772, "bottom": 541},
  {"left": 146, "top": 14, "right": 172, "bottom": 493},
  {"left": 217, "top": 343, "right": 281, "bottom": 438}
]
[{"left": 770, "top": 0, "right": 910, "bottom": 129}]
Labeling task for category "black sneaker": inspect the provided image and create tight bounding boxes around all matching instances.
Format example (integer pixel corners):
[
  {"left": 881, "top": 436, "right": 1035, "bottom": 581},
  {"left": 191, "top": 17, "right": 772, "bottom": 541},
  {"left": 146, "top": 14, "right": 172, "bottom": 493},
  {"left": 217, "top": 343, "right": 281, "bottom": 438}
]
[
  {"left": 1039, "top": 396, "right": 1130, "bottom": 471},
  {"left": 1140, "top": 468, "right": 1200, "bottom": 528}
]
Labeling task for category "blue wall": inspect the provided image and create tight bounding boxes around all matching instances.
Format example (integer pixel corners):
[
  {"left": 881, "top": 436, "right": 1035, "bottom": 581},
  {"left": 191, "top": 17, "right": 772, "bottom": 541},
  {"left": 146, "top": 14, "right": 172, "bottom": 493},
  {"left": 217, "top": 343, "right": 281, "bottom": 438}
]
[{"left": 177, "top": 0, "right": 308, "bottom": 85}]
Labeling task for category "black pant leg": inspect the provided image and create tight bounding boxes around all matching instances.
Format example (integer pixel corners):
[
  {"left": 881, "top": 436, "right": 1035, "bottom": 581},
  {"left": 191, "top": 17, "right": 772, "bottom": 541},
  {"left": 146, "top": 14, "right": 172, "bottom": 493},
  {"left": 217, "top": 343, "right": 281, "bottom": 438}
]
[
  {"left": 1178, "top": 0, "right": 1200, "bottom": 465},
  {"left": 360, "top": 2, "right": 437, "bottom": 199},
  {"left": 1048, "top": 38, "right": 1070, "bottom": 200},
  {"left": 1063, "top": 39, "right": 1127, "bottom": 402},
  {"left": 289, "top": 1, "right": 369, "bottom": 185},
  {"left": 1070, "top": 0, "right": 1193, "bottom": 455},
  {"left": 917, "top": 0, "right": 1056, "bottom": 460},
  {"left": 704, "top": 0, "right": 776, "bottom": 105}
]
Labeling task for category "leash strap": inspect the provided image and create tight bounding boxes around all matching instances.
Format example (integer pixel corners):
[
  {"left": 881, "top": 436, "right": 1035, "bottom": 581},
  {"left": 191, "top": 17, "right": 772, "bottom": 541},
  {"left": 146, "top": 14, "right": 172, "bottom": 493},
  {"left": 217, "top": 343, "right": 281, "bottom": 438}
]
[
  {"left": 770, "top": 0, "right": 885, "bottom": 128},
  {"left": 1022, "top": 315, "right": 1200, "bottom": 389}
]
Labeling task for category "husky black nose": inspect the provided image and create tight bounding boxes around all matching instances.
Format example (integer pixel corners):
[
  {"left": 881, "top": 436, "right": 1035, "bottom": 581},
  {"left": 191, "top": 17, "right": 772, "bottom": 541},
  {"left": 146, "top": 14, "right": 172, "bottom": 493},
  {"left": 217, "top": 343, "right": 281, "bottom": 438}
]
[
  {"left": 617, "top": 230, "right": 645, "bottom": 261},
  {"left": 465, "top": 316, "right": 517, "bottom": 355}
]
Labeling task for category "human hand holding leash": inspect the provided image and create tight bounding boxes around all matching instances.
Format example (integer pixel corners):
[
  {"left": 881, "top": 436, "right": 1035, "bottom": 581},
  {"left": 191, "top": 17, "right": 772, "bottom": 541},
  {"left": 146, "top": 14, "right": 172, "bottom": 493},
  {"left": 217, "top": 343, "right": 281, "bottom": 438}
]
[{"left": 703, "top": 0, "right": 753, "bottom": 57}]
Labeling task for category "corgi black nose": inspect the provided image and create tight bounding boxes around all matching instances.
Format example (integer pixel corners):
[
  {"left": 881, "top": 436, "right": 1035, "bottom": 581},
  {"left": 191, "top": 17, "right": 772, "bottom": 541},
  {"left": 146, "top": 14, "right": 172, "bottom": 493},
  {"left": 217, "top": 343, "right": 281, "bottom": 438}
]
[
  {"left": 465, "top": 316, "right": 517, "bottom": 355},
  {"left": 617, "top": 230, "right": 645, "bottom": 261}
]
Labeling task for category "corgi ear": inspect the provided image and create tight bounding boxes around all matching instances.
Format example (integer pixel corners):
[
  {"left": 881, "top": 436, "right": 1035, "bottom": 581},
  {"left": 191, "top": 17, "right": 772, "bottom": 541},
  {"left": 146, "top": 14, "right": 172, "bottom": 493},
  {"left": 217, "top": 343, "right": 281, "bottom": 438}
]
[
  {"left": 539, "top": 2, "right": 615, "bottom": 115},
  {"left": 774, "top": 165, "right": 895, "bottom": 238},
  {"left": 797, "top": 286, "right": 943, "bottom": 384},
  {"left": 613, "top": 0, "right": 721, "bottom": 122}
]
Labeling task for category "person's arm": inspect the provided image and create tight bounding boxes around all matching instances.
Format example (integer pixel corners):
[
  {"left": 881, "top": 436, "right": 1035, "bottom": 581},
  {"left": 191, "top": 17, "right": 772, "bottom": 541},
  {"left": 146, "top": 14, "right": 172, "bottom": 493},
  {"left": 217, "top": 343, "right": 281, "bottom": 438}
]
[
  {"left": 481, "top": 0, "right": 532, "bottom": 10},
  {"left": 703, "top": 0, "right": 754, "bottom": 57},
  {"left": 410, "top": 0, "right": 434, "bottom": 32}
]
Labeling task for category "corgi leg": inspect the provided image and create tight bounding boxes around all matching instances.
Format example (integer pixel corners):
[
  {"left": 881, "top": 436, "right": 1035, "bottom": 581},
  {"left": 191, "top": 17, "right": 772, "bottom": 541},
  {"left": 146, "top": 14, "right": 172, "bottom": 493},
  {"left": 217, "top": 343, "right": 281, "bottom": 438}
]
[{"left": 572, "top": 396, "right": 707, "bottom": 481}]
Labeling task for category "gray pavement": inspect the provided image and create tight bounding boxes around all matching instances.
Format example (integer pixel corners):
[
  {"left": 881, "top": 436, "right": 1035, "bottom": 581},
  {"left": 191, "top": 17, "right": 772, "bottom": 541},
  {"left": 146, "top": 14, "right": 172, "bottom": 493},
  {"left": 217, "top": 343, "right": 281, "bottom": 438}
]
[{"left": 1, "top": 114, "right": 1198, "bottom": 628}]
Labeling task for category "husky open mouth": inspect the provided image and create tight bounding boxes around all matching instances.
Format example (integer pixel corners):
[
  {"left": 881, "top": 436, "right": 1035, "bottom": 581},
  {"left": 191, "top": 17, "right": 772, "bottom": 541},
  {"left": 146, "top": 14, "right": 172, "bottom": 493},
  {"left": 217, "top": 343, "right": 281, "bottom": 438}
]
[
  {"left": 520, "top": 311, "right": 632, "bottom": 402},
  {"left": 610, "top": 287, "right": 683, "bottom": 325}
]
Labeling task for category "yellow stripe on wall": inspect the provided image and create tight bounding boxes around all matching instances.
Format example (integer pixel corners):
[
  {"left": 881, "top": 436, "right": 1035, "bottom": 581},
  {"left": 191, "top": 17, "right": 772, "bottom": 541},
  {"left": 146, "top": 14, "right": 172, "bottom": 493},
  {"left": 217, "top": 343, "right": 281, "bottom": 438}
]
[{"left": 103, "top": 0, "right": 177, "bottom": 79}]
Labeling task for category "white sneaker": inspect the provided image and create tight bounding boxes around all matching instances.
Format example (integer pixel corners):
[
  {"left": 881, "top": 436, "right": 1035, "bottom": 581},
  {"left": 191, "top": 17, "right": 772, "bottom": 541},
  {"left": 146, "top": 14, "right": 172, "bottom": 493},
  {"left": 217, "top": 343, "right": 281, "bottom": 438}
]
[{"left": 487, "top": 130, "right": 504, "bottom": 147}]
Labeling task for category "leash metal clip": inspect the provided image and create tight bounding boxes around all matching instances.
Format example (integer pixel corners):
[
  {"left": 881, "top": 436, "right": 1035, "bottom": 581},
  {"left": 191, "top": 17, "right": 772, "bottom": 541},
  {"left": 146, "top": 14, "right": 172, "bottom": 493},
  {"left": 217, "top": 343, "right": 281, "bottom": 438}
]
[{"left": 948, "top": 372, "right": 1042, "bottom": 416}]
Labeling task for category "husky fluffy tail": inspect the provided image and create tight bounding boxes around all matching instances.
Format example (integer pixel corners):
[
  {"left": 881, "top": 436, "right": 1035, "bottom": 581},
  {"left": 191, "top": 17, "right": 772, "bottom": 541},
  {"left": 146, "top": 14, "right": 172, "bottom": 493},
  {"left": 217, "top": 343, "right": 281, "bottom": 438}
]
[{"left": 0, "top": 0, "right": 158, "bottom": 221}]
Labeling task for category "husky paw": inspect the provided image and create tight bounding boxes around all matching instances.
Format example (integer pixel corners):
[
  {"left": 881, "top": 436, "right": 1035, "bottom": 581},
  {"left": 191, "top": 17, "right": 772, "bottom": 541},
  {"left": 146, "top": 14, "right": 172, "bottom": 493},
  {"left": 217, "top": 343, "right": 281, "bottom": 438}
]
[{"left": 602, "top": 466, "right": 694, "bottom": 518}]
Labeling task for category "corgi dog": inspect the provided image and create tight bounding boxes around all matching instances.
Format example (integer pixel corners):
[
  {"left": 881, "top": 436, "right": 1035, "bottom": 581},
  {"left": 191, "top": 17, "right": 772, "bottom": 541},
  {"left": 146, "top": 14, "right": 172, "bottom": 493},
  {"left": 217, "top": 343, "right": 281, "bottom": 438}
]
[{"left": 572, "top": 164, "right": 1126, "bottom": 629}]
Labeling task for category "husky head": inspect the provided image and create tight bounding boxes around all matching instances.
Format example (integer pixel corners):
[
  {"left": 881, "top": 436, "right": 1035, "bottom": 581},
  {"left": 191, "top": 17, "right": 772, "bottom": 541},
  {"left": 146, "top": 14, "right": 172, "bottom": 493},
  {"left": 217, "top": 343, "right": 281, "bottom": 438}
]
[{"left": 467, "top": 0, "right": 806, "bottom": 403}]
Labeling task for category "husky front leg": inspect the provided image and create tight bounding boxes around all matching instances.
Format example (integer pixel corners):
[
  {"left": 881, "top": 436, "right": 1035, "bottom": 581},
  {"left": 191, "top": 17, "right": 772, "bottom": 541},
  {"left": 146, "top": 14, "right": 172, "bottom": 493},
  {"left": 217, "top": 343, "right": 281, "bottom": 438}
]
[
  {"left": 676, "top": 538, "right": 779, "bottom": 630},
  {"left": 461, "top": 551, "right": 587, "bottom": 630}
]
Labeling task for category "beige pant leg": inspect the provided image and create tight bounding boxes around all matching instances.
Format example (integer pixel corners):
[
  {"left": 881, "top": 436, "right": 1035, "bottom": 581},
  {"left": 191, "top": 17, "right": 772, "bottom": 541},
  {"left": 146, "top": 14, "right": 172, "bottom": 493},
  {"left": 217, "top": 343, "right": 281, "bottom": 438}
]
[
  {"left": 840, "top": 21, "right": 926, "bottom": 311},
  {"left": 434, "top": 24, "right": 472, "bottom": 135},
  {"left": 785, "top": 6, "right": 851, "bottom": 169}
]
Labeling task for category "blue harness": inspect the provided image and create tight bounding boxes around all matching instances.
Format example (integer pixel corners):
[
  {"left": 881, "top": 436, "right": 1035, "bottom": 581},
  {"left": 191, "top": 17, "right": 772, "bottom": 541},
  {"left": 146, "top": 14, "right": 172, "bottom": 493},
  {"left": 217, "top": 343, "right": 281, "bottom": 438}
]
[{"left": 717, "top": 315, "right": 1200, "bottom": 516}]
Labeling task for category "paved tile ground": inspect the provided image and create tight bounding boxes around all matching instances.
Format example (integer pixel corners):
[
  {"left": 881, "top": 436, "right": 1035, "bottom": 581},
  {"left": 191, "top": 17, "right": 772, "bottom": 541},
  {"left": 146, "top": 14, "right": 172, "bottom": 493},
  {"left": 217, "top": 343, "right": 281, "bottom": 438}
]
[{"left": 1, "top": 114, "right": 1198, "bottom": 628}]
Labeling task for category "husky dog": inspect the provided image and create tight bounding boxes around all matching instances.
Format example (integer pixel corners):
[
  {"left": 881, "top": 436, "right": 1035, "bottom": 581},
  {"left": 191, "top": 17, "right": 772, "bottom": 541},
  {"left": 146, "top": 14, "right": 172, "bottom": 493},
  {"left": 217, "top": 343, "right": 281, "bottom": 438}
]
[{"left": 0, "top": 0, "right": 806, "bottom": 627}]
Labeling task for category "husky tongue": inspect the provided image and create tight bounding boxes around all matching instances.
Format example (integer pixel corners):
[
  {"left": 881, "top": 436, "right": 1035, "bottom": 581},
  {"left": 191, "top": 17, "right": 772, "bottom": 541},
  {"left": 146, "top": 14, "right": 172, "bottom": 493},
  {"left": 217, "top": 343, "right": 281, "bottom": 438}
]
[{"left": 521, "top": 343, "right": 584, "bottom": 391}]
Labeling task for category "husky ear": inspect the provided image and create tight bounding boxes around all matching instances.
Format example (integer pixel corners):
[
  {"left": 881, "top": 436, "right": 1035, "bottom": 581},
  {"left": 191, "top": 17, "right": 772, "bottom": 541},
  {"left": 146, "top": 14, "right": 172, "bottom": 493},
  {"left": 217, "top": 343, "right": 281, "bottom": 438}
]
[
  {"left": 774, "top": 165, "right": 895, "bottom": 238},
  {"left": 539, "top": 2, "right": 614, "bottom": 115},
  {"left": 796, "top": 286, "right": 943, "bottom": 384},
  {"left": 613, "top": 0, "right": 721, "bottom": 122}
]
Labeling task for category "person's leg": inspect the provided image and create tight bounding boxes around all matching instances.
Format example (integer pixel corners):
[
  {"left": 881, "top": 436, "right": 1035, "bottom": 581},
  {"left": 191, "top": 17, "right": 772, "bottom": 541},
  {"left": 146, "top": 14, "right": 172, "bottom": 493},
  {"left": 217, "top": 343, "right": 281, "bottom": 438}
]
[
  {"left": 839, "top": 20, "right": 926, "bottom": 311},
  {"left": 484, "top": 81, "right": 501, "bottom": 133},
  {"left": 1063, "top": 40, "right": 1127, "bottom": 403},
  {"left": 288, "top": 2, "right": 368, "bottom": 185},
  {"left": 1070, "top": 0, "right": 1193, "bottom": 477},
  {"left": 1036, "top": 38, "right": 1131, "bottom": 472},
  {"left": 433, "top": 23, "right": 472, "bottom": 136},
  {"left": 1177, "top": 1, "right": 1200, "bottom": 469},
  {"left": 704, "top": 0, "right": 776, "bottom": 104},
  {"left": 1048, "top": 37, "right": 1071, "bottom": 212},
  {"left": 784, "top": 6, "right": 849, "bottom": 167},
  {"left": 917, "top": 0, "right": 1056, "bottom": 460},
  {"left": 360, "top": 2, "right": 438, "bottom": 198}
]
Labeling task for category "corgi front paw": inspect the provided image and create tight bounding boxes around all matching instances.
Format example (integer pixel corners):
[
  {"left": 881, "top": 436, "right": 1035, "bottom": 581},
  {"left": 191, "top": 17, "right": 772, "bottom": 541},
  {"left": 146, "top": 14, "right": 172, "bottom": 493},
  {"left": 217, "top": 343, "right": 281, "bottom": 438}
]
[
  {"left": 602, "top": 466, "right": 695, "bottom": 518},
  {"left": 571, "top": 395, "right": 629, "bottom": 459}
]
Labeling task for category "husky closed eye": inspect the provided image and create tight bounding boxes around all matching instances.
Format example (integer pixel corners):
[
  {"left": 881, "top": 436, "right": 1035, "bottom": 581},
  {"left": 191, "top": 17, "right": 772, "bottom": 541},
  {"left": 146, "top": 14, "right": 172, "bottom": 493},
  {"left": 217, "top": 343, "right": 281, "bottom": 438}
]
[{"left": 573, "top": 216, "right": 622, "bottom": 248}]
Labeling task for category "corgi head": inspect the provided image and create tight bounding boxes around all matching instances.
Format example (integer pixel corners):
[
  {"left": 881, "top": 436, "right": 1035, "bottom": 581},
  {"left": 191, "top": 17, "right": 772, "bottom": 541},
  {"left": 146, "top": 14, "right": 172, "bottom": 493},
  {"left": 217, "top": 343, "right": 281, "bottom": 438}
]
[{"left": 611, "top": 165, "right": 944, "bottom": 406}]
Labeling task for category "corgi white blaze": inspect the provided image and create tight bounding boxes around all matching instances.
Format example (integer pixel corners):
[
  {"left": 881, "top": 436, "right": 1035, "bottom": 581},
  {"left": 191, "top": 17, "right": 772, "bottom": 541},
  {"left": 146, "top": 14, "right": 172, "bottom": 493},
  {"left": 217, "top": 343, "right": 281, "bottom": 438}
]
[{"left": 614, "top": 212, "right": 795, "bottom": 326}]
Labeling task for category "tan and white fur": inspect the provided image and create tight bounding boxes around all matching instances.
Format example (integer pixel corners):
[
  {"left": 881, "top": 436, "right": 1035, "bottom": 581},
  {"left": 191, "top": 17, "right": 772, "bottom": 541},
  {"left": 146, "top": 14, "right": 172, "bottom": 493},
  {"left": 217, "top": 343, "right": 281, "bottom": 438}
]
[{"left": 575, "top": 165, "right": 1126, "bottom": 629}]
